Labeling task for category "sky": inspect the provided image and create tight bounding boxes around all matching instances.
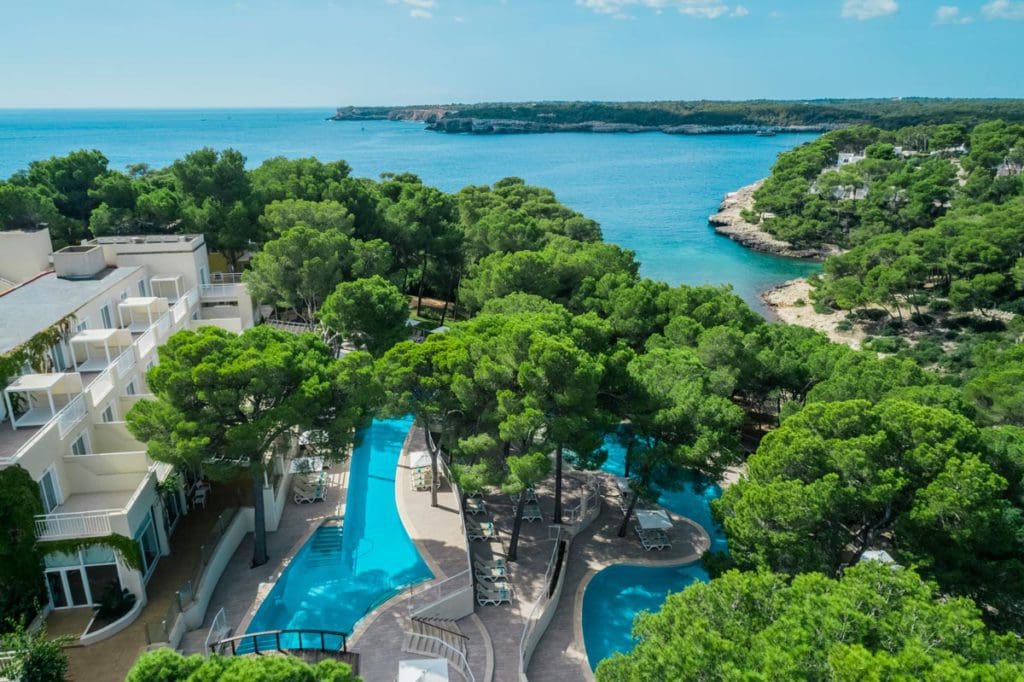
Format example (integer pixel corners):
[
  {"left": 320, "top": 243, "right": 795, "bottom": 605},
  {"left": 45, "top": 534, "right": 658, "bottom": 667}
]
[{"left": 1, "top": 0, "right": 1022, "bottom": 108}]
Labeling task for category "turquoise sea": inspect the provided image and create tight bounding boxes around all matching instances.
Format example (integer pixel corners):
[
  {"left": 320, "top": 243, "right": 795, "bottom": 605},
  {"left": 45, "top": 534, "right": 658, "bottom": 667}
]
[{"left": 0, "top": 108, "right": 819, "bottom": 310}]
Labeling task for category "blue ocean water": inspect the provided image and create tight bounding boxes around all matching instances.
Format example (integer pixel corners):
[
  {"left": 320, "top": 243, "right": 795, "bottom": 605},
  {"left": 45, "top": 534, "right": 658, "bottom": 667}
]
[
  {"left": 0, "top": 108, "right": 818, "bottom": 310},
  {"left": 582, "top": 562, "right": 709, "bottom": 670},
  {"left": 244, "top": 416, "right": 431, "bottom": 645}
]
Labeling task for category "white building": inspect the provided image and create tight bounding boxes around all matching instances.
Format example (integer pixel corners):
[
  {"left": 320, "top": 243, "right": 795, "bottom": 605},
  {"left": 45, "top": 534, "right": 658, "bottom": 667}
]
[{"left": 0, "top": 229, "right": 255, "bottom": 628}]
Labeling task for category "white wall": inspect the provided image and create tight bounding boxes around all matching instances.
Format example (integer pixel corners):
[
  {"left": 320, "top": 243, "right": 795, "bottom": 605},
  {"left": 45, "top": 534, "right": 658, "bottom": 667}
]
[{"left": 0, "top": 230, "right": 52, "bottom": 284}]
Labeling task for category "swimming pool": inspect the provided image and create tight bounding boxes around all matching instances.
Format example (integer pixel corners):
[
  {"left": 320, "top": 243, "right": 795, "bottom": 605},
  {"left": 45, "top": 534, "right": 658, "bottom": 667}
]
[
  {"left": 244, "top": 417, "right": 432, "bottom": 648},
  {"left": 582, "top": 562, "right": 709, "bottom": 669},
  {"left": 581, "top": 432, "right": 725, "bottom": 669}
]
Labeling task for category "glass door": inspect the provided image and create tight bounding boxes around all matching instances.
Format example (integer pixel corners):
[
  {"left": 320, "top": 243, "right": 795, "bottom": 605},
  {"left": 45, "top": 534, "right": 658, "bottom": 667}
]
[
  {"left": 39, "top": 469, "right": 60, "bottom": 514},
  {"left": 45, "top": 568, "right": 91, "bottom": 608},
  {"left": 136, "top": 512, "right": 161, "bottom": 579}
]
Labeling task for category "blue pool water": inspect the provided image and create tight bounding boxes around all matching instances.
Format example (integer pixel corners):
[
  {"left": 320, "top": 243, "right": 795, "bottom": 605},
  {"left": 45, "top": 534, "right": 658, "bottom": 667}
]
[
  {"left": 244, "top": 416, "right": 431, "bottom": 647},
  {"left": 0, "top": 110, "right": 819, "bottom": 311},
  {"left": 582, "top": 563, "right": 710, "bottom": 669},
  {"left": 582, "top": 433, "right": 726, "bottom": 669}
]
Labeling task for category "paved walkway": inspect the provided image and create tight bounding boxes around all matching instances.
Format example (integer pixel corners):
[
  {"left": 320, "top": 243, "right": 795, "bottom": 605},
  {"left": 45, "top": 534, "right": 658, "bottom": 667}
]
[
  {"left": 526, "top": 474, "right": 710, "bottom": 681},
  {"left": 60, "top": 485, "right": 243, "bottom": 682},
  {"left": 180, "top": 466, "right": 350, "bottom": 654}
]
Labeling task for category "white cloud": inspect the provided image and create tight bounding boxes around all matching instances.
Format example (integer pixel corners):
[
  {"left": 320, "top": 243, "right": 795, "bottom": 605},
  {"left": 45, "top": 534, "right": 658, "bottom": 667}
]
[
  {"left": 576, "top": 0, "right": 749, "bottom": 19},
  {"left": 934, "top": 5, "right": 973, "bottom": 23},
  {"left": 387, "top": 0, "right": 437, "bottom": 19},
  {"left": 841, "top": 0, "right": 898, "bottom": 20},
  {"left": 982, "top": 0, "right": 1024, "bottom": 19}
]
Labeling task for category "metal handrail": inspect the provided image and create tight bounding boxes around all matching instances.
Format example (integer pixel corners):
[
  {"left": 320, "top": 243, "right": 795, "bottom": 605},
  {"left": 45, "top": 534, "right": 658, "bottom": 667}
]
[
  {"left": 204, "top": 607, "right": 228, "bottom": 653},
  {"left": 412, "top": 616, "right": 469, "bottom": 642},
  {"left": 408, "top": 632, "right": 475, "bottom": 682},
  {"left": 213, "top": 628, "right": 350, "bottom": 655}
]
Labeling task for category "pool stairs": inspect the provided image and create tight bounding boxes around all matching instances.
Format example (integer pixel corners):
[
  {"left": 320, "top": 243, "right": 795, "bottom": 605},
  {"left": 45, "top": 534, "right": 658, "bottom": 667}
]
[
  {"left": 403, "top": 617, "right": 474, "bottom": 681},
  {"left": 305, "top": 518, "right": 344, "bottom": 567}
]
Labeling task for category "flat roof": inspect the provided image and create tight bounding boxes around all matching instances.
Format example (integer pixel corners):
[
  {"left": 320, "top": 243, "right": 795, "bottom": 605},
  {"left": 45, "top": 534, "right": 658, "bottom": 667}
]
[{"left": 0, "top": 267, "right": 142, "bottom": 355}]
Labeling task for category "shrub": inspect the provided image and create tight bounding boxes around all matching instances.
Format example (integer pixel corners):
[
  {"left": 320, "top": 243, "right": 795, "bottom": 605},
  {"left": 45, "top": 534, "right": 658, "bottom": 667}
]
[
  {"left": 94, "top": 585, "right": 136, "bottom": 621},
  {"left": 812, "top": 302, "right": 834, "bottom": 315},
  {"left": 835, "top": 320, "right": 853, "bottom": 332},
  {"left": 793, "top": 298, "right": 806, "bottom": 307}
]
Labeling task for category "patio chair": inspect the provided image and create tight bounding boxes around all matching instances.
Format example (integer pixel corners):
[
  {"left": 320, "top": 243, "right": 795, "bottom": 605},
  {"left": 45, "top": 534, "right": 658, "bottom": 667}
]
[
  {"left": 475, "top": 581, "right": 512, "bottom": 606},
  {"left": 192, "top": 487, "right": 208, "bottom": 510},
  {"left": 525, "top": 487, "right": 539, "bottom": 503},
  {"left": 473, "top": 558, "right": 508, "bottom": 582},
  {"left": 293, "top": 480, "right": 325, "bottom": 504},
  {"left": 634, "top": 526, "right": 671, "bottom": 551},
  {"left": 473, "top": 556, "right": 507, "bottom": 570},
  {"left": 464, "top": 498, "right": 487, "bottom": 516},
  {"left": 522, "top": 500, "right": 543, "bottom": 522},
  {"left": 466, "top": 520, "right": 498, "bottom": 541}
]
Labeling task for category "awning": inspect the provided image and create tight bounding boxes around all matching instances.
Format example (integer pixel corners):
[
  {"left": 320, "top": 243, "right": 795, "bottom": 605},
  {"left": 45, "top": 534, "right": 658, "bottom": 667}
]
[
  {"left": 398, "top": 658, "right": 449, "bottom": 682},
  {"left": 636, "top": 509, "right": 673, "bottom": 530}
]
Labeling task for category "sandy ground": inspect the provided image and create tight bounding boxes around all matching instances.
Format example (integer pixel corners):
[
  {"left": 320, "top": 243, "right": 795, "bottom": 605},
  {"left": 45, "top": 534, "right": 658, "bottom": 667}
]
[{"left": 762, "top": 278, "right": 865, "bottom": 349}]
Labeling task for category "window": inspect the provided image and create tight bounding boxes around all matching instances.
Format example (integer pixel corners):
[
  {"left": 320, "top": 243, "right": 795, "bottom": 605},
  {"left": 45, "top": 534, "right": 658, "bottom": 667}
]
[
  {"left": 70, "top": 433, "right": 90, "bottom": 456},
  {"left": 120, "top": 291, "right": 128, "bottom": 301},
  {"left": 76, "top": 319, "right": 89, "bottom": 333},
  {"left": 138, "top": 280, "right": 147, "bottom": 296},
  {"left": 125, "top": 381, "right": 137, "bottom": 396},
  {"left": 44, "top": 547, "right": 121, "bottom": 609},
  {"left": 101, "top": 405, "right": 115, "bottom": 422},
  {"left": 50, "top": 343, "right": 67, "bottom": 371},
  {"left": 199, "top": 266, "right": 208, "bottom": 286},
  {"left": 39, "top": 468, "right": 61, "bottom": 514},
  {"left": 136, "top": 511, "right": 161, "bottom": 578},
  {"left": 100, "top": 304, "right": 113, "bottom": 329}
]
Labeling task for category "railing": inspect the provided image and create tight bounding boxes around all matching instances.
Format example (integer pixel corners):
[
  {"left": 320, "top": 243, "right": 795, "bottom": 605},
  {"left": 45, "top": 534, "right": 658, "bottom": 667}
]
[
  {"left": 204, "top": 608, "right": 229, "bottom": 654},
  {"left": 406, "top": 630, "right": 475, "bottom": 682},
  {"left": 56, "top": 394, "right": 87, "bottom": 439},
  {"left": 136, "top": 327, "right": 156, "bottom": 359},
  {"left": 213, "top": 628, "right": 350, "bottom": 656},
  {"left": 155, "top": 312, "right": 171, "bottom": 341},
  {"left": 200, "top": 283, "right": 244, "bottom": 300},
  {"left": 189, "top": 507, "right": 239, "bottom": 598},
  {"left": 115, "top": 346, "right": 136, "bottom": 380},
  {"left": 210, "top": 272, "right": 243, "bottom": 285},
  {"left": 406, "top": 568, "right": 473, "bottom": 617},
  {"left": 519, "top": 526, "right": 566, "bottom": 672},
  {"left": 34, "top": 509, "right": 114, "bottom": 540},
  {"left": 171, "top": 292, "right": 192, "bottom": 324},
  {"left": 185, "top": 287, "right": 199, "bottom": 309},
  {"left": 87, "top": 367, "right": 115, "bottom": 409},
  {"left": 264, "top": 320, "right": 316, "bottom": 335}
]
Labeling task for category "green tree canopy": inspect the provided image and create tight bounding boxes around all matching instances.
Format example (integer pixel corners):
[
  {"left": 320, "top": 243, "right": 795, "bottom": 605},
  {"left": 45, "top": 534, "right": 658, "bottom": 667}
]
[
  {"left": 596, "top": 563, "right": 1024, "bottom": 681},
  {"left": 321, "top": 276, "right": 409, "bottom": 356}
]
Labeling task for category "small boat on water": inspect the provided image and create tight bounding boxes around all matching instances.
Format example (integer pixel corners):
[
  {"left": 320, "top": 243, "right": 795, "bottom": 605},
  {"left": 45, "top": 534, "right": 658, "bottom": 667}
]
[{"left": 755, "top": 130, "right": 777, "bottom": 137}]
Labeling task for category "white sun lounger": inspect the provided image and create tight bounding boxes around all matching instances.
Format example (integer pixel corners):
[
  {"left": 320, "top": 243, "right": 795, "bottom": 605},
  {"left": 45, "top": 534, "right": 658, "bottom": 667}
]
[
  {"left": 464, "top": 498, "right": 487, "bottom": 515},
  {"left": 476, "top": 581, "right": 512, "bottom": 606},
  {"left": 467, "top": 520, "right": 497, "bottom": 541},
  {"left": 635, "top": 526, "right": 671, "bottom": 551},
  {"left": 473, "top": 558, "right": 508, "bottom": 582}
]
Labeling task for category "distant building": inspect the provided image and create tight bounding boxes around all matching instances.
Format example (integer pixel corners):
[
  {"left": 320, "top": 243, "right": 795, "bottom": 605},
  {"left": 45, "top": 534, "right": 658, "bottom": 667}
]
[
  {"left": 995, "top": 160, "right": 1023, "bottom": 178},
  {"left": 835, "top": 151, "right": 866, "bottom": 168}
]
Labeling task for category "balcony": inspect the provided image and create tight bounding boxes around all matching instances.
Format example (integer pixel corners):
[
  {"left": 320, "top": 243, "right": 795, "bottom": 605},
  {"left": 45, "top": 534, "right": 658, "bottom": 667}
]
[
  {"left": 35, "top": 452, "right": 158, "bottom": 541},
  {"left": 200, "top": 273, "right": 245, "bottom": 301}
]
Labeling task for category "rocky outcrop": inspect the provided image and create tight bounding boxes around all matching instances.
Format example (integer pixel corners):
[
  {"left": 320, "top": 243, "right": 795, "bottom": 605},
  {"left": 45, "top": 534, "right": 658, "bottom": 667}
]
[
  {"left": 708, "top": 180, "right": 841, "bottom": 260},
  {"left": 423, "top": 118, "right": 834, "bottom": 136}
]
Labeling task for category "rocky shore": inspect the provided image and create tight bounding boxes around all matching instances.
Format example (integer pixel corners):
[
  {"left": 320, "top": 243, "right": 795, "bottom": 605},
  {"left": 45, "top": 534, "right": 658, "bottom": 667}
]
[
  {"left": 708, "top": 180, "right": 841, "bottom": 259},
  {"left": 761, "top": 278, "right": 865, "bottom": 349}
]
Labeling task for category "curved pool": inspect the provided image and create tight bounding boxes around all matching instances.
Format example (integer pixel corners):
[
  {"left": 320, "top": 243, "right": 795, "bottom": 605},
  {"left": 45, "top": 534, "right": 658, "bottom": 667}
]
[
  {"left": 244, "top": 417, "right": 432, "bottom": 648},
  {"left": 581, "top": 433, "right": 726, "bottom": 669}
]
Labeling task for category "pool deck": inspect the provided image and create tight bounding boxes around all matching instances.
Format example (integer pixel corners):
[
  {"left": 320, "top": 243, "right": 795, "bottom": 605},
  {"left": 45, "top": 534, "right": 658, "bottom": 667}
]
[{"left": 526, "top": 474, "right": 711, "bottom": 681}]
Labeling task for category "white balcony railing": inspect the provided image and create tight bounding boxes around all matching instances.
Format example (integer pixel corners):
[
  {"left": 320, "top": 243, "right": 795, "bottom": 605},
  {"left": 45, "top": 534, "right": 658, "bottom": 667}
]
[
  {"left": 172, "top": 294, "right": 191, "bottom": 324},
  {"left": 87, "top": 368, "right": 115, "bottom": 410},
  {"left": 136, "top": 328, "right": 156, "bottom": 359},
  {"left": 115, "top": 347, "right": 136, "bottom": 380},
  {"left": 155, "top": 312, "right": 171, "bottom": 341},
  {"left": 34, "top": 510, "right": 114, "bottom": 540},
  {"left": 200, "top": 283, "right": 244, "bottom": 300},
  {"left": 56, "top": 395, "right": 87, "bottom": 439},
  {"left": 185, "top": 287, "right": 199, "bottom": 309}
]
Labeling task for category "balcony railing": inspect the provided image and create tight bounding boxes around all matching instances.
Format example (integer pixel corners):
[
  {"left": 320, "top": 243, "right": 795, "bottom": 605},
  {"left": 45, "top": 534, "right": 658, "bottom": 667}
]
[
  {"left": 87, "top": 367, "right": 115, "bottom": 410},
  {"left": 200, "top": 283, "right": 244, "bottom": 300},
  {"left": 155, "top": 312, "right": 171, "bottom": 341},
  {"left": 34, "top": 509, "right": 114, "bottom": 540},
  {"left": 56, "top": 395, "right": 87, "bottom": 439},
  {"left": 136, "top": 328, "right": 156, "bottom": 359},
  {"left": 115, "top": 347, "right": 136, "bottom": 380}
]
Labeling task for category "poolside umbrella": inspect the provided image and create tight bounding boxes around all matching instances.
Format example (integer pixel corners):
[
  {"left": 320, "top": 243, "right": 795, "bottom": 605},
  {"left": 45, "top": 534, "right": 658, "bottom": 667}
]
[
  {"left": 398, "top": 658, "right": 449, "bottom": 682},
  {"left": 410, "top": 451, "right": 433, "bottom": 471},
  {"left": 636, "top": 509, "right": 674, "bottom": 530}
]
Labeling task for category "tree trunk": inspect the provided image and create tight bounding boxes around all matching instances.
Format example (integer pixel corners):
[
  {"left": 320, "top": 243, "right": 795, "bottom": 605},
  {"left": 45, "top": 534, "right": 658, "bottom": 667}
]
[
  {"left": 416, "top": 252, "right": 428, "bottom": 315},
  {"left": 623, "top": 440, "right": 633, "bottom": 479},
  {"left": 617, "top": 491, "right": 639, "bottom": 538},
  {"left": 507, "top": 489, "right": 527, "bottom": 562},
  {"left": 553, "top": 444, "right": 563, "bottom": 524},
  {"left": 251, "top": 469, "right": 269, "bottom": 567},
  {"left": 424, "top": 427, "right": 438, "bottom": 508}
]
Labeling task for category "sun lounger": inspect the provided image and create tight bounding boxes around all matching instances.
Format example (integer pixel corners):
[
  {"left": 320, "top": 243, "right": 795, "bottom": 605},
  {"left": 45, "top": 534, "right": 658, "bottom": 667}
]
[
  {"left": 522, "top": 500, "right": 543, "bottom": 522},
  {"left": 473, "top": 558, "right": 508, "bottom": 582},
  {"left": 293, "top": 482, "right": 325, "bottom": 504},
  {"left": 467, "top": 520, "right": 497, "bottom": 541},
  {"left": 525, "top": 487, "right": 538, "bottom": 504},
  {"left": 473, "top": 556, "right": 507, "bottom": 570},
  {"left": 475, "top": 581, "right": 512, "bottom": 606},
  {"left": 464, "top": 498, "right": 487, "bottom": 515}
]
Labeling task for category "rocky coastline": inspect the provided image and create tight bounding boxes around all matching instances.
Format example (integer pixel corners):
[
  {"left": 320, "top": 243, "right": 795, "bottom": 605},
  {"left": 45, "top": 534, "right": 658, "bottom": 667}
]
[
  {"left": 328, "top": 107, "right": 835, "bottom": 136},
  {"left": 708, "top": 180, "right": 841, "bottom": 260}
]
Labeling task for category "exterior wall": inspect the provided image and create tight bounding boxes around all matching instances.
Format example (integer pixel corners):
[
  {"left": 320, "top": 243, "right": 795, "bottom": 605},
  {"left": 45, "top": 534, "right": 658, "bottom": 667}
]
[
  {"left": 0, "top": 230, "right": 52, "bottom": 284},
  {"left": 91, "top": 236, "right": 208, "bottom": 293}
]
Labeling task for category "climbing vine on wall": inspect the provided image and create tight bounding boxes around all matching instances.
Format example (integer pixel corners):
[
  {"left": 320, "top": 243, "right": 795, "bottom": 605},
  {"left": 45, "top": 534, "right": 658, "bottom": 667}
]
[
  {"left": 0, "top": 314, "right": 78, "bottom": 398},
  {"left": 36, "top": 534, "right": 143, "bottom": 572}
]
